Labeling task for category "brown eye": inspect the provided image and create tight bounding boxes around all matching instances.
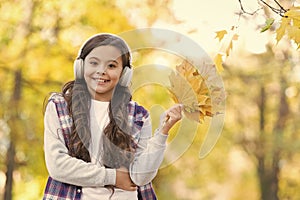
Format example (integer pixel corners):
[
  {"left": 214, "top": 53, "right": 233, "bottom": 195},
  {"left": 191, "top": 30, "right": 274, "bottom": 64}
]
[{"left": 108, "top": 64, "right": 116, "bottom": 68}]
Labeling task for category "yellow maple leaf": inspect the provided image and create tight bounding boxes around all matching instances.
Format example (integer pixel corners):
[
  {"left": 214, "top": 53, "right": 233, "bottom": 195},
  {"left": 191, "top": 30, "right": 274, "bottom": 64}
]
[
  {"left": 176, "top": 60, "right": 205, "bottom": 94},
  {"left": 168, "top": 71, "right": 204, "bottom": 123},
  {"left": 225, "top": 34, "right": 239, "bottom": 56},
  {"left": 226, "top": 40, "right": 233, "bottom": 56},
  {"left": 276, "top": 16, "right": 289, "bottom": 43},
  {"left": 287, "top": 26, "right": 300, "bottom": 44},
  {"left": 168, "top": 60, "right": 214, "bottom": 123},
  {"left": 214, "top": 53, "right": 224, "bottom": 73},
  {"left": 286, "top": 6, "right": 300, "bottom": 47},
  {"left": 285, "top": 6, "right": 300, "bottom": 19},
  {"left": 232, "top": 33, "right": 239, "bottom": 41},
  {"left": 276, "top": 6, "right": 300, "bottom": 47},
  {"left": 215, "top": 30, "right": 228, "bottom": 42},
  {"left": 168, "top": 60, "right": 226, "bottom": 123}
]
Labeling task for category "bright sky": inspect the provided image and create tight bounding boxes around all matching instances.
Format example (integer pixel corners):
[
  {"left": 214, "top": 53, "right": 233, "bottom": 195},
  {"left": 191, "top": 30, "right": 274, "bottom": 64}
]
[
  {"left": 117, "top": 0, "right": 300, "bottom": 55},
  {"left": 157, "top": 0, "right": 272, "bottom": 54}
]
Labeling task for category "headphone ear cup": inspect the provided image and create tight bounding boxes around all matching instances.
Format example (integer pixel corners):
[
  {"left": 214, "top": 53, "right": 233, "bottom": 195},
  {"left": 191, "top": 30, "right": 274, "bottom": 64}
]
[
  {"left": 74, "top": 59, "right": 84, "bottom": 79},
  {"left": 119, "top": 66, "right": 133, "bottom": 87}
]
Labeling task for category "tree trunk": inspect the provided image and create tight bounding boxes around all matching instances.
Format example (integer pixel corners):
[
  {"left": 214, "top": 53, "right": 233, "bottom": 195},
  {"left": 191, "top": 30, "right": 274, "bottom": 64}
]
[
  {"left": 257, "top": 74, "right": 288, "bottom": 200},
  {"left": 4, "top": 70, "right": 22, "bottom": 200},
  {"left": 3, "top": 1, "right": 35, "bottom": 199},
  {"left": 4, "top": 142, "right": 15, "bottom": 200},
  {"left": 256, "top": 85, "right": 278, "bottom": 200},
  {"left": 256, "top": 85, "right": 275, "bottom": 200}
]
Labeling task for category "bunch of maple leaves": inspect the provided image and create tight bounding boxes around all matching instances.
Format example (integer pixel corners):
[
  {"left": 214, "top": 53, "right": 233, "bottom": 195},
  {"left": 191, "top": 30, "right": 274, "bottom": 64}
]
[
  {"left": 168, "top": 60, "right": 224, "bottom": 123},
  {"left": 274, "top": 6, "right": 300, "bottom": 48}
]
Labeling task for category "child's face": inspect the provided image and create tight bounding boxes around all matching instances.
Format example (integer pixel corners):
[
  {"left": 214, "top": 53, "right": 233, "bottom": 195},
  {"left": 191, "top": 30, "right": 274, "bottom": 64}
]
[{"left": 84, "top": 45, "right": 123, "bottom": 101}]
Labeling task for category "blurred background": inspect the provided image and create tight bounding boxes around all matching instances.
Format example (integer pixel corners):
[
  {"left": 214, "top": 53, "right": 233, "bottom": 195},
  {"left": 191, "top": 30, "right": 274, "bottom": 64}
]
[{"left": 0, "top": 0, "right": 299, "bottom": 199}]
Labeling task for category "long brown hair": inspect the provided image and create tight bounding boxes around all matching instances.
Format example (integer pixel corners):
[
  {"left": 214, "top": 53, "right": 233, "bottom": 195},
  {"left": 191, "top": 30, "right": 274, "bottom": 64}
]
[{"left": 62, "top": 34, "right": 135, "bottom": 173}]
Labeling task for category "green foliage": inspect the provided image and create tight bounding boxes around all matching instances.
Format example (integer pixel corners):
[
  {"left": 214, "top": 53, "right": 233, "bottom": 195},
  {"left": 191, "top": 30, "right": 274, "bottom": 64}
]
[{"left": 260, "top": 18, "right": 275, "bottom": 33}]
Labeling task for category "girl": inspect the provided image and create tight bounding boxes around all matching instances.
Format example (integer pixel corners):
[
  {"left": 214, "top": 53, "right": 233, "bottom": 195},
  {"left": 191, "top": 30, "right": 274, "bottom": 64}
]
[{"left": 43, "top": 33, "right": 182, "bottom": 200}]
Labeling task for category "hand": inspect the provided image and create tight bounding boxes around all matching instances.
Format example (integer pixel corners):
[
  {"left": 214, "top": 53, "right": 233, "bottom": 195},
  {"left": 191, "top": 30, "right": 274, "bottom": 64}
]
[
  {"left": 115, "top": 167, "right": 137, "bottom": 191},
  {"left": 160, "top": 104, "right": 183, "bottom": 135}
]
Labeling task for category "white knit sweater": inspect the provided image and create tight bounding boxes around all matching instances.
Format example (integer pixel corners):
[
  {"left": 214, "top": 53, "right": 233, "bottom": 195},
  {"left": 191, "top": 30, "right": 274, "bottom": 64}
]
[{"left": 44, "top": 99, "right": 168, "bottom": 199}]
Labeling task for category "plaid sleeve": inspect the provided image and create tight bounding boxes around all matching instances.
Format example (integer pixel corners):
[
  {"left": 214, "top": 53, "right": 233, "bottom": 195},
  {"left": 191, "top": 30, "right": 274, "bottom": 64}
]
[
  {"left": 138, "top": 182, "right": 157, "bottom": 200},
  {"left": 43, "top": 177, "right": 82, "bottom": 200},
  {"left": 128, "top": 102, "right": 157, "bottom": 200}
]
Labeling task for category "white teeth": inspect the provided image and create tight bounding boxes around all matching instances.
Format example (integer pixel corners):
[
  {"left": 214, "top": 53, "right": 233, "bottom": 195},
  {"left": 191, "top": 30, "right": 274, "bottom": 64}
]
[{"left": 95, "top": 79, "right": 108, "bottom": 83}]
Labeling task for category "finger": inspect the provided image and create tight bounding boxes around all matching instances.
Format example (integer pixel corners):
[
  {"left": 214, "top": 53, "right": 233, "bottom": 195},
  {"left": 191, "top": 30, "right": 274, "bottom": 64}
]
[
  {"left": 171, "top": 104, "right": 183, "bottom": 113},
  {"left": 171, "top": 108, "right": 182, "bottom": 116},
  {"left": 178, "top": 104, "right": 184, "bottom": 112},
  {"left": 166, "top": 112, "right": 181, "bottom": 124},
  {"left": 162, "top": 104, "right": 183, "bottom": 127},
  {"left": 169, "top": 107, "right": 182, "bottom": 118}
]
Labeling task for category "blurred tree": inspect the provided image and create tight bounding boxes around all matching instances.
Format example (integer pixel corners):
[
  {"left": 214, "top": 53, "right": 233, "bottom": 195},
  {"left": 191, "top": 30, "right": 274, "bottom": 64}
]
[
  {"left": 115, "top": 0, "right": 180, "bottom": 26},
  {"left": 0, "top": 0, "right": 134, "bottom": 199},
  {"left": 223, "top": 44, "right": 300, "bottom": 200}
]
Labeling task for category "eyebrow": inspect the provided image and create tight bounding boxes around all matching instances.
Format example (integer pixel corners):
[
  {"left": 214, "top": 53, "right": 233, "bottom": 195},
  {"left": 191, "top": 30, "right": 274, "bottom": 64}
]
[{"left": 88, "top": 57, "right": 119, "bottom": 64}]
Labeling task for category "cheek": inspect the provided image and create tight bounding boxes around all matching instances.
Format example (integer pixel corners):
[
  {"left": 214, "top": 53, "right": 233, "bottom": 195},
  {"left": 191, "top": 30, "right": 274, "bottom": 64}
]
[
  {"left": 84, "top": 66, "right": 93, "bottom": 75},
  {"left": 83, "top": 70, "right": 93, "bottom": 85},
  {"left": 111, "top": 69, "right": 123, "bottom": 80},
  {"left": 83, "top": 70, "right": 89, "bottom": 81},
  {"left": 83, "top": 67, "right": 97, "bottom": 81}
]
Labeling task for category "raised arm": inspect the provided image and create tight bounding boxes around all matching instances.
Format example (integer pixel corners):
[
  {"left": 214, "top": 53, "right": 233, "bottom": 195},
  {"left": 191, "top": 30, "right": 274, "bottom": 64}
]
[{"left": 129, "top": 104, "right": 182, "bottom": 186}]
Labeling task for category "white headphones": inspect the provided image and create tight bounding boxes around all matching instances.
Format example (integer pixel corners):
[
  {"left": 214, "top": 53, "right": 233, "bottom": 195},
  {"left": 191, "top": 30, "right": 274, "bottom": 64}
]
[{"left": 73, "top": 33, "right": 133, "bottom": 87}]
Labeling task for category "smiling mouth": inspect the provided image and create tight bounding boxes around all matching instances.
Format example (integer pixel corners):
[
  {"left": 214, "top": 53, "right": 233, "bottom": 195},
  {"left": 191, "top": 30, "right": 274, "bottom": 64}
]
[{"left": 94, "top": 78, "right": 110, "bottom": 83}]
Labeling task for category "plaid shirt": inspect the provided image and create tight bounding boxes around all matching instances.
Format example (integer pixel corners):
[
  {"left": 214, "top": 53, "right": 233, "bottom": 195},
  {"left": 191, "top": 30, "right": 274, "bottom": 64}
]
[{"left": 43, "top": 94, "right": 157, "bottom": 200}]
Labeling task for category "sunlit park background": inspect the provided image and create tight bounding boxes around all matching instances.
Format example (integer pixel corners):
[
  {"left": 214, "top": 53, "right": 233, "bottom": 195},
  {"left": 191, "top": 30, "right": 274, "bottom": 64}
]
[{"left": 1, "top": 0, "right": 300, "bottom": 199}]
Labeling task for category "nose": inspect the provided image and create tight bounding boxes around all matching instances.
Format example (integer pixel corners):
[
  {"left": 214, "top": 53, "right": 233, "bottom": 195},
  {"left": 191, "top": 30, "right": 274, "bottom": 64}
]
[{"left": 96, "top": 65, "right": 107, "bottom": 75}]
